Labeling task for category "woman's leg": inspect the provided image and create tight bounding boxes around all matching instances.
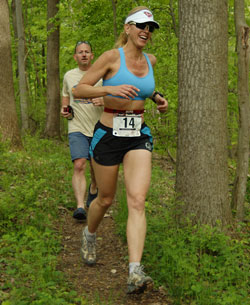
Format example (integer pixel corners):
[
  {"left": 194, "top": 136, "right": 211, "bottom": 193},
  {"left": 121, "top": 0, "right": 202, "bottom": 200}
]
[
  {"left": 123, "top": 149, "right": 152, "bottom": 263},
  {"left": 81, "top": 159, "right": 119, "bottom": 265},
  {"left": 87, "top": 159, "right": 119, "bottom": 233}
]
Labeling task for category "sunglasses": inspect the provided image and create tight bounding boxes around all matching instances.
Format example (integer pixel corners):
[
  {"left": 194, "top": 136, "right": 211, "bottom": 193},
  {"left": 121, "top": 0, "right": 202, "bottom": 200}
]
[
  {"left": 128, "top": 22, "right": 155, "bottom": 33},
  {"left": 75, "top": 41, "right": 92, "bottom": 52}
]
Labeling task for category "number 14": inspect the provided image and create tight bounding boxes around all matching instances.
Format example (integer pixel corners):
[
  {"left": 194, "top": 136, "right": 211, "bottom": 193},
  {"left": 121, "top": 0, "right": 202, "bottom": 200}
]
[{"left": 123, "top": 117, "right": 135, "bottom": 129}]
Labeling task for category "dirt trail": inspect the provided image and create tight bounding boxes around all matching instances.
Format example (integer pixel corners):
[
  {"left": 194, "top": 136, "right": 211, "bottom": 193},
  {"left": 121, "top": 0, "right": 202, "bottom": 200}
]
[{"left": 57, "top": 207, "right": 172, "bottom": 305}]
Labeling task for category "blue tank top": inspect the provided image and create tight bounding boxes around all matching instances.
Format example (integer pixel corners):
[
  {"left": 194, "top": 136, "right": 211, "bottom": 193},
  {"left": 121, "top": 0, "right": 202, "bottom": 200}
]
[{"left": 103, "top": 48, "right": 155, "bottom": 100}]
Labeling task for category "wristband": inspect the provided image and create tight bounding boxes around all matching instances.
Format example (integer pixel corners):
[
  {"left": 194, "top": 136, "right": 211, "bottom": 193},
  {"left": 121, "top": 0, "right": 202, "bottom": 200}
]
[{"left": 152, "top": 91, "right": 164, "bottom": 103}]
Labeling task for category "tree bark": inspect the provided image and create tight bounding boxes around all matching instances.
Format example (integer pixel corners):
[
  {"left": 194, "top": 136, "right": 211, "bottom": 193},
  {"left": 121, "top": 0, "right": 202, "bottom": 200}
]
[
  {"left": 11, "top": 0, "right": 18, "bottom": 40},
  {"left": 176, "top": 0, "right": 232, "bottom": 226},
  {"left": 231, "top": 0, "right": 250, "bottom": 221},
  {"left": 15, "top": 0, "right": 29, "bottom": 132},
  {"left": 0, "top": 0, "right": 22, "bottom": 149},
  {"left": 44, "top": 0, "right": 61, "bottom": 138},
  {"left": 111, "top": 0, "right": 118, "bottom": 42}
]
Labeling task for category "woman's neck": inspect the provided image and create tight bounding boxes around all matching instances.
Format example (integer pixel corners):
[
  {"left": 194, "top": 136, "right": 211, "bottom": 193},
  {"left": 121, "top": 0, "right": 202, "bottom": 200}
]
[{"left": 122, "top": 43, "right": 144, "bottom": 61}]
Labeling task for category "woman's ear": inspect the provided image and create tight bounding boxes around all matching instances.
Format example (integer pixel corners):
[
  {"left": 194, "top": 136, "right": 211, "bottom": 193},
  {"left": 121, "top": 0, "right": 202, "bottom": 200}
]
[{"left": 124, "top": 23, "right": 130, "bottom": 35}]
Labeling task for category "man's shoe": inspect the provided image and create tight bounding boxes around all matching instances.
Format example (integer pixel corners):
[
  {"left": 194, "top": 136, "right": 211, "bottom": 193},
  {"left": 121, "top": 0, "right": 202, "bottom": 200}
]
[
  {"left": 86, "top": 184, "right": 98, "bottom": 208},
  {"left": 127, "top": 265, "right": 153, "bottom": 294},
  {"left": 73, "top": 207, "right": 86, "bottom": 220},
  {"left": 80, "top": 228, "right": 96, "bottom": 265}
]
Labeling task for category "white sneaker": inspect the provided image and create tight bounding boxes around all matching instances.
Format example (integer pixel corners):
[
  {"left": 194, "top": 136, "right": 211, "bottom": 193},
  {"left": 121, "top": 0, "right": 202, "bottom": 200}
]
[
  {"left": 127, "top": 265, "right": 153, "bottom": 294},
  {"left": 80, "top": 229, "right": 96, "bottom": 265}
]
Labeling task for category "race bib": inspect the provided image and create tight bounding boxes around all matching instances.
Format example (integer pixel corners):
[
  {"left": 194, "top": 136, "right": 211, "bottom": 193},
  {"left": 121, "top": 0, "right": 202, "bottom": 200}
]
[{"left": 113, "top": 113, "right": 142, "bottom": 137}]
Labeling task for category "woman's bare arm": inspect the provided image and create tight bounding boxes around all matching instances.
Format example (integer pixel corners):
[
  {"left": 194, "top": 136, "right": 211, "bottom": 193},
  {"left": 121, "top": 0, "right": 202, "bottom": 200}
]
[{"left": 73, "top": 49, "right": 140, "bottom": 100}]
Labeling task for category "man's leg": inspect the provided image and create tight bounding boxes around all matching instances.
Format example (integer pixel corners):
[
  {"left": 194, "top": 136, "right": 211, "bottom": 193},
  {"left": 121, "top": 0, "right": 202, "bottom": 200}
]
[
  {"left": 86, "top": 161, "right": 98, "bottom": 207},
  {"left": 72, "top": 158, "right": 87, "bottom": 209},
  {"left": 69, "top": 132, "right": 90, "bottom": 220},
  {"left": 89, "top": 161, "right": 97, "bottom": 193}
]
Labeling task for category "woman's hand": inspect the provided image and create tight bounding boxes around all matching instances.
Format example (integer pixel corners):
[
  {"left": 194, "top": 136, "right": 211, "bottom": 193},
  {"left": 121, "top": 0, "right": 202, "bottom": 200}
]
[
  {"left": 108, "top": 85, "right": 140, "bottom": 100},
  {"left": 155, "top": 95, "right": 168, "bottom": 113}
]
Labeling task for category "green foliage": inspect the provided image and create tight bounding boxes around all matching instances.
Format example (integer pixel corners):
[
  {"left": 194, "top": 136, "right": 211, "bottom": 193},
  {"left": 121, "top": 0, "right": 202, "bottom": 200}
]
[
  {"left": 0, "top": 136, "right": 249, "bottom": 304},
  {"left": 9, "top": 0, "right": 179, "bottom": 143},
  {"left": 8, "top": 0, "right": 250, "bottom": 152},
  {"left": 59, "top": 0, "right": 179, "bottom": 143},
  {"left": 114, "top": 163, "right": 250, "bottom": 305},
  {"left": 0, "top": 136, "right": 81, "bottom": 304}
]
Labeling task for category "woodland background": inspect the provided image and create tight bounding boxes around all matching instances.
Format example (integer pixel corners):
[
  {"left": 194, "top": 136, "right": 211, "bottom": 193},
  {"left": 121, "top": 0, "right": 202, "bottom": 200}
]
[{"left": 3, "top": 0, "right": 249, "bottom": 223}]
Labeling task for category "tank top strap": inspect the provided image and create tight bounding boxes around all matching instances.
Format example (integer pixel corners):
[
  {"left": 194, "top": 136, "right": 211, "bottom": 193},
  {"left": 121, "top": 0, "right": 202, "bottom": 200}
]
[
  {"left": 118, "top": 48, "right": 126, "bottom": 66},
  {"left": 143, "top": 53, "right": 153, "bottom": 72}
]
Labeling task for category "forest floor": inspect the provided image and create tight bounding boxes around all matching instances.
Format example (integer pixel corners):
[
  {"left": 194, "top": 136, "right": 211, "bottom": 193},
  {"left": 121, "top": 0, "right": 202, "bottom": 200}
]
[
  {"left": 56, "top": 156, "right": 174, "bottom": 305},
  {"left": 57, "top": 207, "right": 173, "bottom": 305}
]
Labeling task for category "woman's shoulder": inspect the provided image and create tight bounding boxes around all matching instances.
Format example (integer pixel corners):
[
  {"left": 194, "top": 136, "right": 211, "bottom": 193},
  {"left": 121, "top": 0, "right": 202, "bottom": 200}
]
[
  {"left": 100, "top": 48, "right": 120, "bottom": 62},
  {"left": 145, "top": 53, "right": 157, "bottom": 67}
]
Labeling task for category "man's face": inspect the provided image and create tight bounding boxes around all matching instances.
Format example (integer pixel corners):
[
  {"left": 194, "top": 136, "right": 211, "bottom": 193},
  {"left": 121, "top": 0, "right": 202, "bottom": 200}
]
[{"left": 74, "top": 43, "right": 93, "bottom": 69}]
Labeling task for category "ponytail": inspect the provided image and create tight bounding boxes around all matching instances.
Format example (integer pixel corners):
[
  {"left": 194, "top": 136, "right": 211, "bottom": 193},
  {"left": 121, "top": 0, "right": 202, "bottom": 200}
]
[{"left": 114, "top": 31, "right": 128, "bottom": 48}]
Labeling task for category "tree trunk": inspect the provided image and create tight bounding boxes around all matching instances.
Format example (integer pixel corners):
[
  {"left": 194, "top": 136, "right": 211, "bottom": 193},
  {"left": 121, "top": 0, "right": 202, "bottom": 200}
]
[
  {"left": 176, "top": 0, "right": 232, "bottom": 226},
  {"left": 42, "top": 44, "right": 46, "bottom": 88},
  {"left": 231, "top": 0, "right": 250, "bottom": 221},
  {"left": 0, "top": 0, "right": 22, "bottom": 149},
  {"left": 44, "top": 0, "right": 60, "bottom": 138},
  {"left": 111, "top": 0, "right": 118, "bottom": 41},
  {"left": 15, "top": 0, "right": 29, "bottom": 132},
  {"left": 11, "top": 0, "right": 18, "bottom": 40}
]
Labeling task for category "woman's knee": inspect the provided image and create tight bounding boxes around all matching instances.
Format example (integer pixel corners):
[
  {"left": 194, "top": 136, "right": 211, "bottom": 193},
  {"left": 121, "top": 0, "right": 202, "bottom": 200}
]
[
  {"left": 96, "top": 195, "right": 114, "bottom": 209},
  {"left": 128, "top": 194, "right": 146, "bottom": 212}
]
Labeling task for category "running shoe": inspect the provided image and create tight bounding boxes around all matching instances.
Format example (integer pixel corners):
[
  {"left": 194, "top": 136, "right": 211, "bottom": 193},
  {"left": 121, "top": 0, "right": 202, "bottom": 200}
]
[
  {"left": 80, "top": 228, "right": 96, "bottom": 265},
  {"left": 73, "top": 207, "right": 86, "bottom": 220},
  {"left": 127, "top": 265, "right": 153, "bottom": 294}
]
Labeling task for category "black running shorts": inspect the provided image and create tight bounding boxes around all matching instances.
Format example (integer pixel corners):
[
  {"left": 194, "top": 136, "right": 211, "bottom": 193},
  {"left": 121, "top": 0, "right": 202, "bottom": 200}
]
[{"left": 90, "top": 121, "right": 153, "bottom": 166}]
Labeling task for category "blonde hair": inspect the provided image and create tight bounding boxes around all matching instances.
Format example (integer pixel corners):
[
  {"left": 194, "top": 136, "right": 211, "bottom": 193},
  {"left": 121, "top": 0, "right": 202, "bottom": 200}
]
[{"left": 114, "top": 6, "right": 151, "bottom": 48}]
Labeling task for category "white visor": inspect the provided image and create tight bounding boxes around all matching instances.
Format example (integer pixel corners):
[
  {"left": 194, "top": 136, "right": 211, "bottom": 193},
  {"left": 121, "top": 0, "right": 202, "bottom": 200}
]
[{"left": 125, "top": 10, "right": 159, "bottom": 29}]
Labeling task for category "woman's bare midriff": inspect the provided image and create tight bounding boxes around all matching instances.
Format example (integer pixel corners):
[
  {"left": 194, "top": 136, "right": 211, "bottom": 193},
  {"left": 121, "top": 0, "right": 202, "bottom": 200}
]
[{"left": 100, "top": 96, "right": 145, "bottom": 128}]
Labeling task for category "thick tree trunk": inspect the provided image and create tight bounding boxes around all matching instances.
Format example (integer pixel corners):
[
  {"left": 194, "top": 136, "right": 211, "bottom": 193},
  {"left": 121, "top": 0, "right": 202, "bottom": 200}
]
[
  {"left": 176, "top": 0, "right": 232, "bottom": 226},
  {"left": 231, "top": 0, "right": 250, "bottom": 221},
  {"left": 0, "top": 0, "right": 22, "bottom": 149},
  {"left": 15, "top": 0, "right": 29, "bottom": 132},
  {"left": 44, "top": 0, "right": 60, "bottom": 138}
]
